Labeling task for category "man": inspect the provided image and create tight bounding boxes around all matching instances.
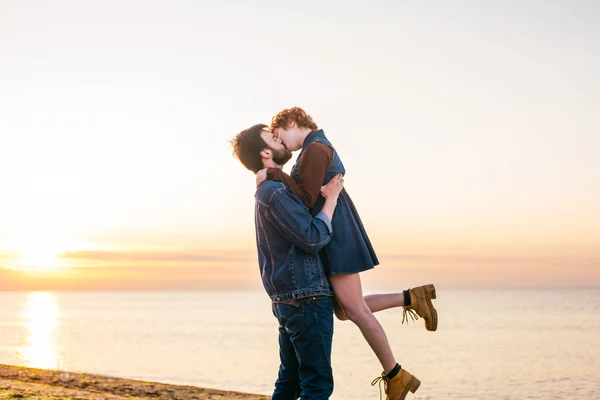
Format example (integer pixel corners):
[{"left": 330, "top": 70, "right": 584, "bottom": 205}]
[{"left": 231, "top": 123, "right": 344, "bottom": 400}]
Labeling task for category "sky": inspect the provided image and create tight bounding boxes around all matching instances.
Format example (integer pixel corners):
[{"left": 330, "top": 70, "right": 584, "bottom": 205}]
[{"left": 1, "top": 0, "right": 599, "bottom": 290}]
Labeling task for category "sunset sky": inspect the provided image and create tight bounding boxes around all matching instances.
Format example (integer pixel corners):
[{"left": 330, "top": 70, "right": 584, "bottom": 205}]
[{"left": 1, "top": 0, "right": 598, "bottom": 290}]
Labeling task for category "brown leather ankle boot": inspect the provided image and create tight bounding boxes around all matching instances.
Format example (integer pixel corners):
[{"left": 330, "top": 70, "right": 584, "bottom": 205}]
[
  {"left": 402, "top": 284, "right": 438, "bottom": 331},
  {"left": 372, "top": 368, "right": 421, "bottom": 400}
]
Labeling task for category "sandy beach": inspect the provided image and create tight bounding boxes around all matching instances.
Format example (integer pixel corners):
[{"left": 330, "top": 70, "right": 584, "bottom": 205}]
[{"left": 0, "top": 364, "right": 269, "bottom": 400}]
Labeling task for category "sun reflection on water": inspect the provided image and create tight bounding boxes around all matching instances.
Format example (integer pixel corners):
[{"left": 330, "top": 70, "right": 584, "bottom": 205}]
[{"left": 20, "top": 292, "right": 61, "bottom": 369}]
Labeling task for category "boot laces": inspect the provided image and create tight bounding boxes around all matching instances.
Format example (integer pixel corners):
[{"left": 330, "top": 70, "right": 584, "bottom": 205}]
[
  {"left": 402, "top": 307, "right": 419, "bottom": 324},
  {"left": 371, "top": 375, "right": 388, "bottom": 400}
]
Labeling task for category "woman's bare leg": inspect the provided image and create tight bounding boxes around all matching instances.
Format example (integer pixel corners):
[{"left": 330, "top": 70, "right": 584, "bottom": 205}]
[
  {"left": 330, "top": 273, "right": 397, "bottom": 374},
  {"left": 333, "top": 292, "right": 405, "bottom": 320},
  {"left": 364, "top": 293, "right": 406, "bottom": 312}
]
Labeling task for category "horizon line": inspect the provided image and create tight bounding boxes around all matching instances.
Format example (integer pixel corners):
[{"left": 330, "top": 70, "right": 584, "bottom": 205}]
[{"left": 1, "top": 286, "right": 599, "bottom": 292}]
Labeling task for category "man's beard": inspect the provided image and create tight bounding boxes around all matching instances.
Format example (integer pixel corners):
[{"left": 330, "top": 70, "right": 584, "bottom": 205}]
[{"left": 271, "top": 145, "right": 293, "bottom": 166}]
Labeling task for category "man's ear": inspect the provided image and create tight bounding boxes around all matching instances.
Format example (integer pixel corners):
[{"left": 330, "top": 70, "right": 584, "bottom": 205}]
[
  {"left": 260, "top": 148, "right": 272, "bottom": 159},
  {"left": 287, "top": 120, "right": 297, "bottom": 129}
]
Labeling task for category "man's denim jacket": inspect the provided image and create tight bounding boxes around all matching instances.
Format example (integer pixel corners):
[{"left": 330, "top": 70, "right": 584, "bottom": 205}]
[{"left": 255, "top": 180, "right": 334, "bottom": 302}]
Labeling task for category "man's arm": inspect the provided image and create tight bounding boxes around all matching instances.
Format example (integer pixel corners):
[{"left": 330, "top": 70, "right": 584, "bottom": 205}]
[
  {"left": 267, "top": 142, "right": 333, "bottom": 208},
  {"left": 266, "top": 175, "right": 343, "bottom": 255}
]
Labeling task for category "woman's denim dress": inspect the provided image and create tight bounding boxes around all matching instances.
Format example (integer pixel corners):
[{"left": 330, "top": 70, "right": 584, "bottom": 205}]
[{"left": 290, "top": 129, "right": 379, "bottom": 274}]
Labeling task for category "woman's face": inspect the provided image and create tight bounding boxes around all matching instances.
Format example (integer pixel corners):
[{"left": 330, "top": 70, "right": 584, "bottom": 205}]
[{"left": 273, "top": 123, "right": 302, "bottom": 151}]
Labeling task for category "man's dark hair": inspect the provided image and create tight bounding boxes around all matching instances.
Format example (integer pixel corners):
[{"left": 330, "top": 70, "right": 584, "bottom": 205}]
[{"left": 231, "top": 124, "right": 268, "bottom": 173}]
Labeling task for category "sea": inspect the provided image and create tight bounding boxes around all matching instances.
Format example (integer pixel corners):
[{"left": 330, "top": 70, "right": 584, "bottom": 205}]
[{"left": 0, "top": 289, "right": 599, "bottom": 399}]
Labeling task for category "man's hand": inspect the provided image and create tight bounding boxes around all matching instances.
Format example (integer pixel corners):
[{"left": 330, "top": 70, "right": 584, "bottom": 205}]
[
  {"left": 256, "top": 168, "right": 268, "bottom": 187},
  {"left": 320, "top": 174, "right": 344, "bottom": 199}
]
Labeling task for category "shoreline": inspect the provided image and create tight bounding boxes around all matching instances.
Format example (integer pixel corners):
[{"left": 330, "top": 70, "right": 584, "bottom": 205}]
[{"left": 0, "top": 364, "right": 269, "bottom": 399}]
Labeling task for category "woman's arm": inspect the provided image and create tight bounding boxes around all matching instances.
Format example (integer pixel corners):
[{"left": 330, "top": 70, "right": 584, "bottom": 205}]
[
  {"left": 267, "top": 142, "right": 333, "bottom": 208},
  {"left": 264, "top": 169, "right": 305, "bottom": 200}
]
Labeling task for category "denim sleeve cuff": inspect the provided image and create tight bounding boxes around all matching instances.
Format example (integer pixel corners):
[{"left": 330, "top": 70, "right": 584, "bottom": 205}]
[{"left": 315, "top": 212, "right": 333, "bottom": 233}]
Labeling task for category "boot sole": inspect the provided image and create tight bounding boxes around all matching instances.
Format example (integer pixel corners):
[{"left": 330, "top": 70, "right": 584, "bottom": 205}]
[{"left": 424, "top": 284, "right": 438, "bottom": 331}]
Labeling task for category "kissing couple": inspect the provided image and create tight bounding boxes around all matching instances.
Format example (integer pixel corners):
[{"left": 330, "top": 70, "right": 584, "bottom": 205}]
[{"left": 232, "top": 107, "right": 438, "bottom": 400}]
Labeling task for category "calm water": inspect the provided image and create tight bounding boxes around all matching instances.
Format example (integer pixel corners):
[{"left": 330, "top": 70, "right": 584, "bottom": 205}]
[{"left": 0, "top": 289, "right": 599, "bottom": 399}]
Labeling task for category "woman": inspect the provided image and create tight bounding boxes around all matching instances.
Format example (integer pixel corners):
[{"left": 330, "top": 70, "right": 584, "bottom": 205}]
[{"left": 256, "top": 107, "right": 437, "bottom": 400}]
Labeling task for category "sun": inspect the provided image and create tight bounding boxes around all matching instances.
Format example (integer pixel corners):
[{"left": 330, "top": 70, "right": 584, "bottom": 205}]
[{"left": 12, "top": 236, "right": 71, "bottom": 270}]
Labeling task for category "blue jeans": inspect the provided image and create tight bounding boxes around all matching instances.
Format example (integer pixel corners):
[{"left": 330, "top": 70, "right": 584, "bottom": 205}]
[{"left": 271, "top": 297, "right": 334, "bottom": 400}]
